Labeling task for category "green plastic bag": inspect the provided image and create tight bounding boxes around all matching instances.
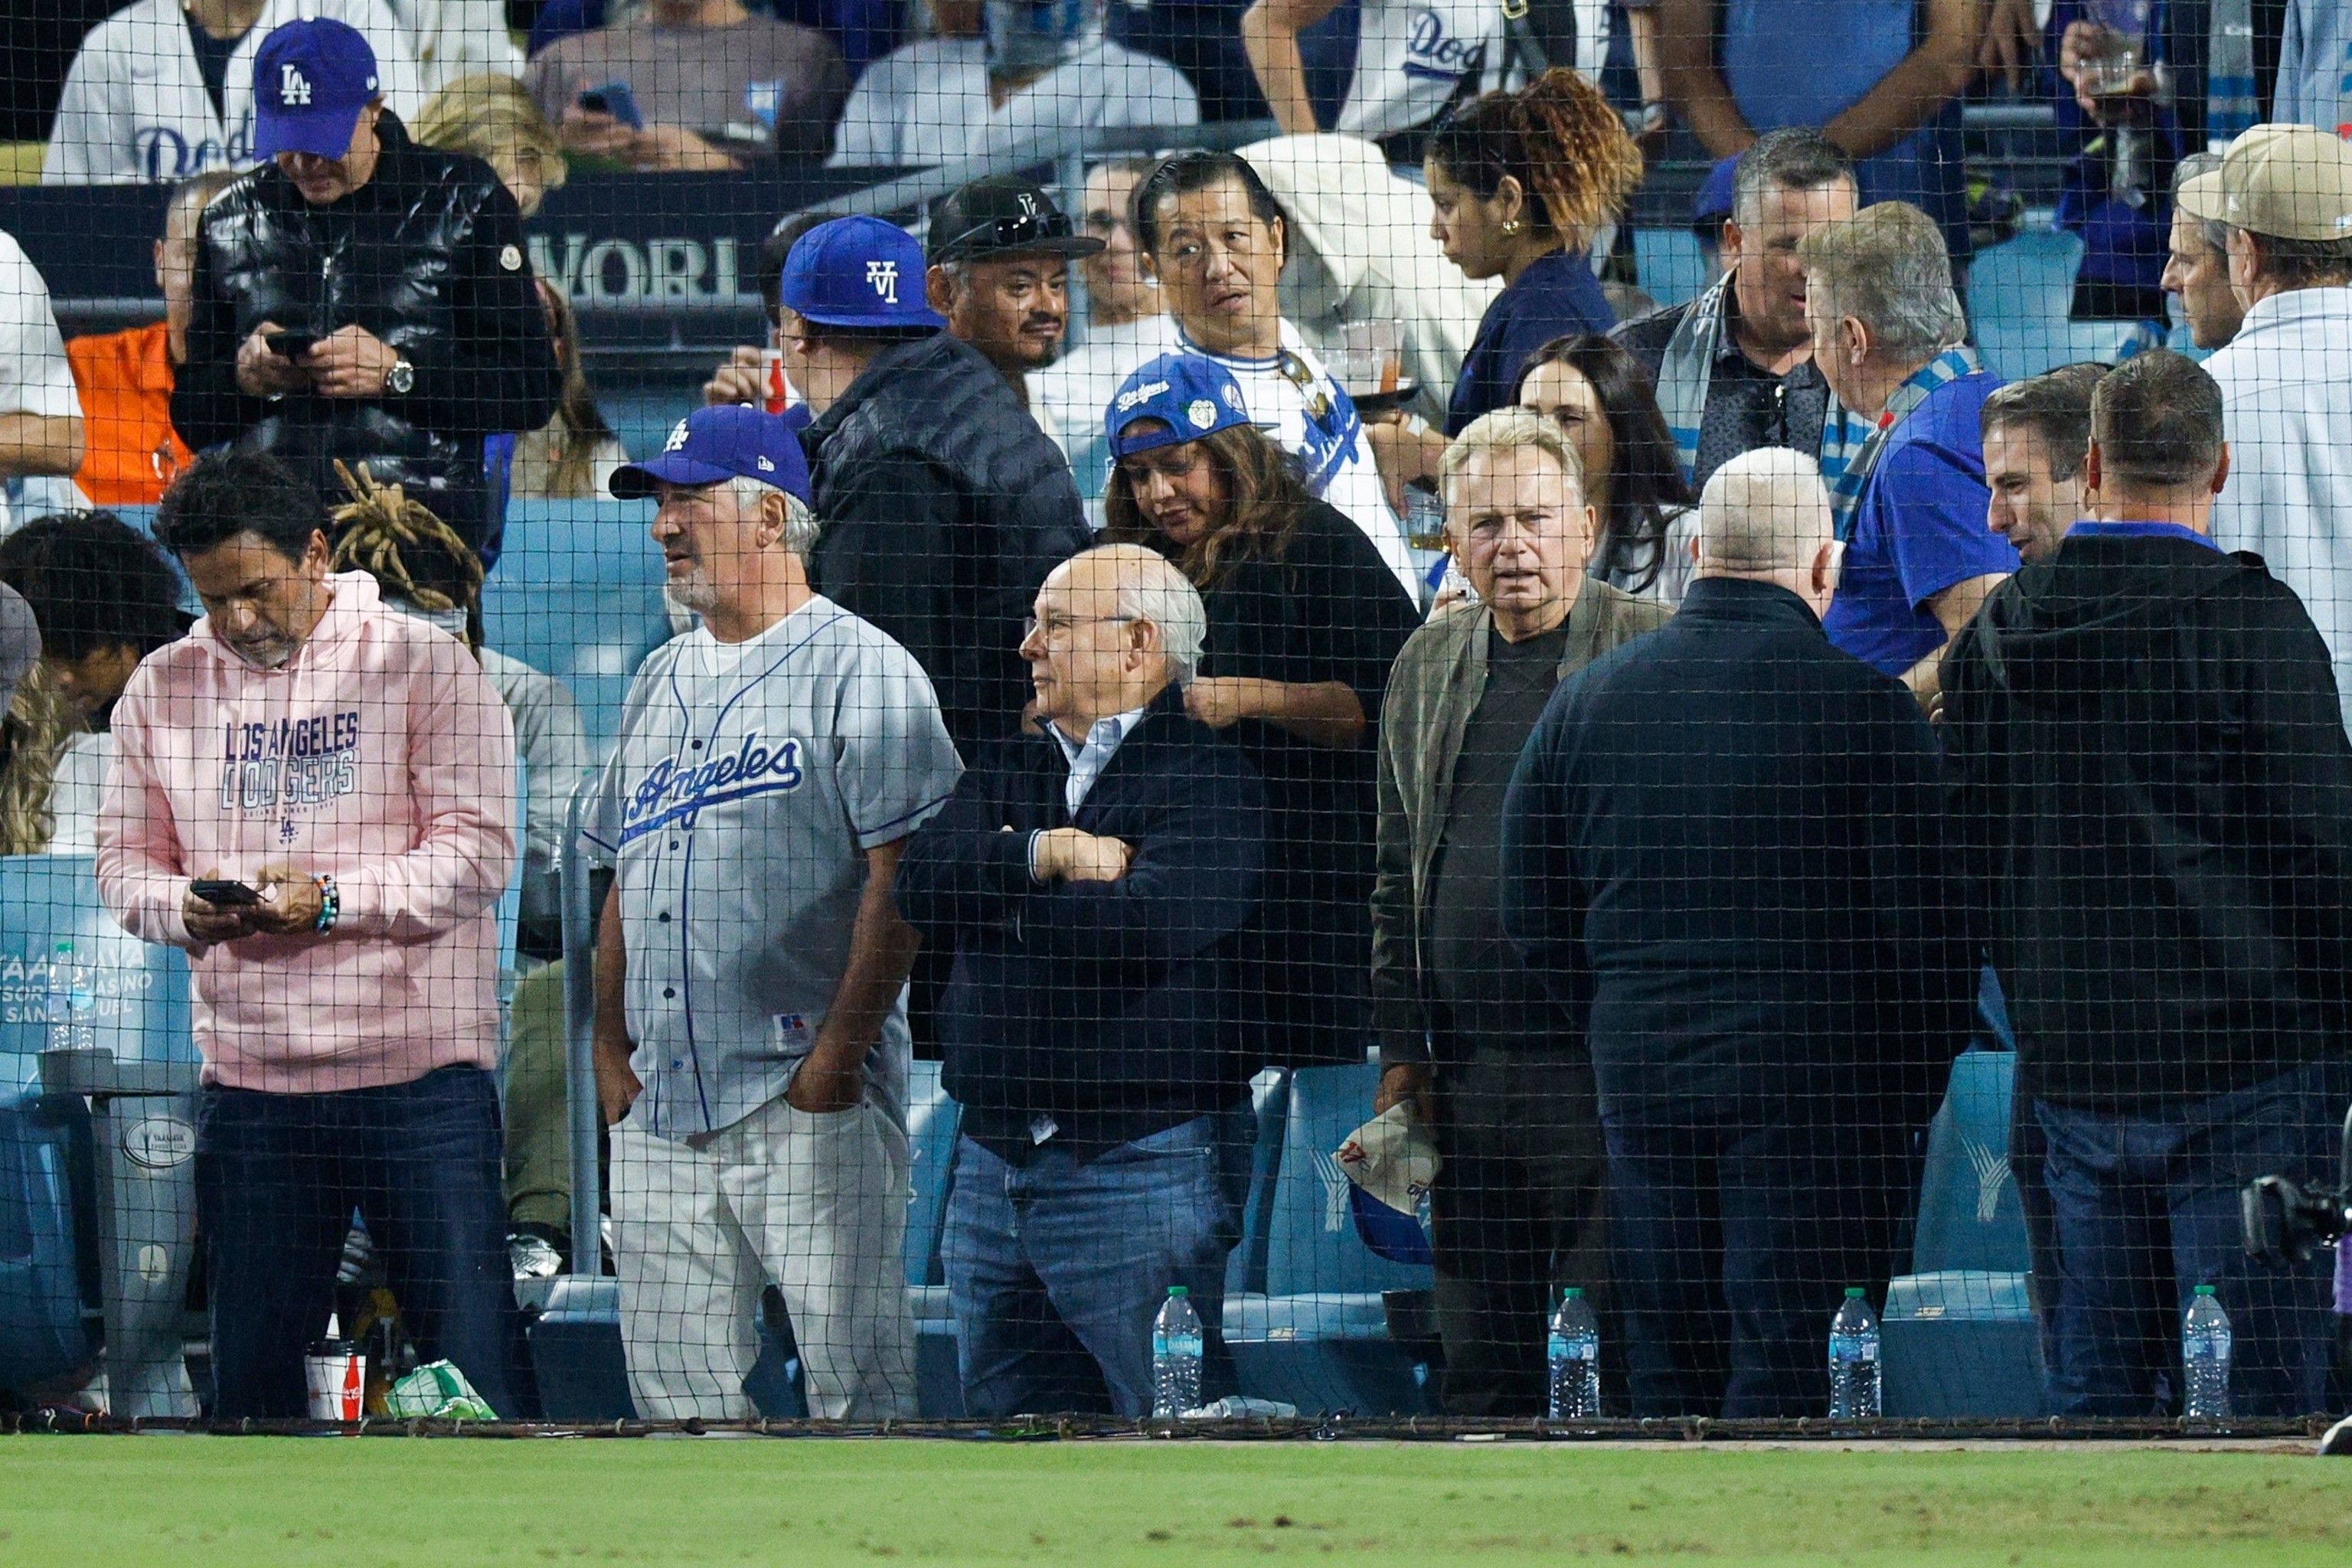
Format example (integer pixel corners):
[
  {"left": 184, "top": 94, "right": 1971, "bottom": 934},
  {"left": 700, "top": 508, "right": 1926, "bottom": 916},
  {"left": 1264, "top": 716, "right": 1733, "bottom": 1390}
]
[{"left": 384, "top": 1359, "right": 498, "bottom": 1421}]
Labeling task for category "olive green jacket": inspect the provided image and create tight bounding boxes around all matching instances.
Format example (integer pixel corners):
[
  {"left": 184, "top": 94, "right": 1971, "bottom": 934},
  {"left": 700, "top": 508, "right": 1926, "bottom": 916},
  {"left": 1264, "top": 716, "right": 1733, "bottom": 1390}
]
[{"left": 1369, "top": 580, "right": 1672, "bottom": 1063}]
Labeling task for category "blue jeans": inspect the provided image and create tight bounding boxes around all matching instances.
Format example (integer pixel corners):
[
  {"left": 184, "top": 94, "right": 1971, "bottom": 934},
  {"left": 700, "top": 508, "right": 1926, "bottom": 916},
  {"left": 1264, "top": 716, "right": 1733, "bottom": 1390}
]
[
  {"left": 195, "top": 1066, "right": 520, "bottom": 1419},
  {"left": 942, "top": 1118, "right": 1236, "bottom": 1418},
  {"left": 2037, "top": 1060, "right": 2346, "bottom": 1418},
  {"left": 1602, "top": 1097, "right": 1919, "bottom": 1419}
]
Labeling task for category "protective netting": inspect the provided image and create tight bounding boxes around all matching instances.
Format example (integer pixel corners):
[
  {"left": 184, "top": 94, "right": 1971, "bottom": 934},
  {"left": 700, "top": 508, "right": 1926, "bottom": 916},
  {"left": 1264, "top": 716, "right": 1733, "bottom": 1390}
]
[{"left": 0, "top": 0, "right": 2348, "bottom": 1436}]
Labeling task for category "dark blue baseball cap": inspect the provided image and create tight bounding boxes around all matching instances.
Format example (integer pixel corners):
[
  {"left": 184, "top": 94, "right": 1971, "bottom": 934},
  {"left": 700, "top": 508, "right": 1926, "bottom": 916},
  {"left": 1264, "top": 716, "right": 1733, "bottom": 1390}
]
[
  {"left": 1694, "top": 153, "right": 1738, "bottom": 232},
  {"left": 253, "top": 18, "right": 381, "bottom": 161},
  {"left": 1105, "top": 353, "right": 1256, "bottom": 459},
  {"left": 609, "top": 404, "right": 812, "bottom": 503},
  {"left": 779, "top": 215, "right": 946, "bottom": 330}
]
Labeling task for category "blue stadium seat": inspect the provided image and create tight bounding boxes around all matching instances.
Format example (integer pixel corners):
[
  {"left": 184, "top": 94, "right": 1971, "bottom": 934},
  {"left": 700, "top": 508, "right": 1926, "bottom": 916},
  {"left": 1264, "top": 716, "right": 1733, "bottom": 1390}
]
[
  {"left": 479, "top": 498, "right": 671, "bottom": 752},
  {"left": 1223, "top": 1068, "right": 1290, "bottom": 1300},
  {"left": 1970, "top": 227, "right": 2159, "bottom": 381},
  {"left": 529, "top": 1275, "right": 635, "bottom": 1421},
  {"left": 1223, "top": 1063, "right": 1436, "bottom": 1416},
  {"left": 904, "top": 1057, "right": 965, "bottom": 1417},
  {"left": 1633, "top": 228, "right": 1713, "bottom": 312},
  {"left": 1882, "top": 1048, "right": 2048, "bottom": 1418},
  {"left": 0, "top": 1093, "right": 98, "bottom": 1393}
]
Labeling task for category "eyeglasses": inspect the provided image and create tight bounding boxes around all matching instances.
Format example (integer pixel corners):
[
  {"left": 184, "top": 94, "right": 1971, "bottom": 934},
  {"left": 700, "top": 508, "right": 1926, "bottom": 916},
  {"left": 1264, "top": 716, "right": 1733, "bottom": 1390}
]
[
  {"left": 1023, "top": 612, "right": 1136, "bottom": 642},
  {"left": 1114, "top": 443, "right": 1206, "bottom": 485}
]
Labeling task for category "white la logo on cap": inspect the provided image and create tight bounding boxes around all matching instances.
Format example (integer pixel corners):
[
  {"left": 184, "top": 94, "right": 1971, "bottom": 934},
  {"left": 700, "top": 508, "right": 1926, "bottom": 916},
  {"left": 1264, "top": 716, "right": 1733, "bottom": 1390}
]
[
  {"left": 280, "top": 64, "right": 312, "bottom": 106},
  {"left": 866, "top": 260, "right": 899, "bottom": 303},
  {"left": 1187, "top": 398, "right": 1218, "bottom": 430},
  {"left": 664, "top": 419, "right": 691, "bottom": 452}
]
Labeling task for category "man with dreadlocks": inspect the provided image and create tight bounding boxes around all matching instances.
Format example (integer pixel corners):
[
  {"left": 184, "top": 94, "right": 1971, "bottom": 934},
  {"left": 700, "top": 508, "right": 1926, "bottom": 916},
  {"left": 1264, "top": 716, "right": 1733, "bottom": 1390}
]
[{"left": 327, "top": 462, "right": 594, "bottom": 1272}]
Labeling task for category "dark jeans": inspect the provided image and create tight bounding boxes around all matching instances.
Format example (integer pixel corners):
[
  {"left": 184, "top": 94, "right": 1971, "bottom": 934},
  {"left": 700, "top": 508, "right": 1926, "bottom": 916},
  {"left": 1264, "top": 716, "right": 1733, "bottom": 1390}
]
[
  {"left": 2036, "top": 1059, "right": 2346, "bottom": 1419},
  {"left": 195, "top": 1065, "right": 520, "bottom": 1420},
  {"left": 1428, "top": 1044, "right": 1612, "bottom": 1416},
  {"left": 943, "top": 1118, "right": 1236, "bottom": 1419},
  {"left": 1601, "top": 1093, "right": 1919, "bottom": 1419}
]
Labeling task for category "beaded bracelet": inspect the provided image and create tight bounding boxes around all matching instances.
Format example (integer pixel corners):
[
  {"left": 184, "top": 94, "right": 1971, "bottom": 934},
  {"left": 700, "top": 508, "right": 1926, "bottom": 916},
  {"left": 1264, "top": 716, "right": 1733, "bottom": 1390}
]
[{"left": 313, "top": 873, "right": 340, "bottom": 933}]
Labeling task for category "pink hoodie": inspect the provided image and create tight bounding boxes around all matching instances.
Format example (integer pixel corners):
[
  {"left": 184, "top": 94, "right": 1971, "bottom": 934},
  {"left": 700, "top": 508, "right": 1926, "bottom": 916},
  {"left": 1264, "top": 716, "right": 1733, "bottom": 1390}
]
[{"left": 97, "top": 571, "right": 517, "bottom": 1094}]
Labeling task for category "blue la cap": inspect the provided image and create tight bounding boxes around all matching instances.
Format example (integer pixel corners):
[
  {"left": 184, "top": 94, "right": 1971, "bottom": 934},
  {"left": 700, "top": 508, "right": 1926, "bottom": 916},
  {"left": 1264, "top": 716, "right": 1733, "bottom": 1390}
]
[
  {"left": 253, "top": 18, "right": 381, "bottom": 162},
  {"left": 779, "top": 216, "right": 947, "bottom": 331},
  {"left": 1694, "top": 153, "right": 1738, "bottom": 230},
  {"left": 1105, "top": 354, "right": 1255, "bottom": 459},
  {"left": 609, "top": 404, "right": 812, "bottom": 503}
]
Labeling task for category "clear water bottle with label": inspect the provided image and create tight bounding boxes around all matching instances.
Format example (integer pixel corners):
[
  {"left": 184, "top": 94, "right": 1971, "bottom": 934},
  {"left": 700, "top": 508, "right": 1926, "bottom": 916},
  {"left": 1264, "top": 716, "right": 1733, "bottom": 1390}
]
[
  {"left": 44, "top": 939, "right": 91, "bottom": 1052},
  {"left": 2182, "top": 1285, "right": 2232, "bottom": 1420},
  {"left": 1152, "top": 1285, "right": 1203, "bottom": 1417},
  {"left": 1828, "top": 1287, "right": 1881, "bottom": 1419},
  {"left": 1547, "top": 1286, "right": 1601, "bottom": 1419}
]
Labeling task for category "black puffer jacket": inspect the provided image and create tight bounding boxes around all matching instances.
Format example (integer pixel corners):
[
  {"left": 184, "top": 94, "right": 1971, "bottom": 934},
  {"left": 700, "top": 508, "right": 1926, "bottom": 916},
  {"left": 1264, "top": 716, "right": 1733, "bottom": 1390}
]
[
  {"left": 803, "top": 333, "right": 1090, "bottom": 751},
  {"left": 172, "top": 113, "right": 559, "bottom": 559},
  {"left": 1942, "top": 530, "right": 2352, "bottom": 1110}
]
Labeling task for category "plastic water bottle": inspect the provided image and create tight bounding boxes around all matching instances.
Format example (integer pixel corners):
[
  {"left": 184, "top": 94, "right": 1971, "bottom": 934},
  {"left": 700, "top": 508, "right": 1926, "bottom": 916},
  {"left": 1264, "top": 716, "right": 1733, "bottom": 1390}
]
[
  {"left": 44, "top": 940, "right": 90, "bottom": 1052},
  {"left": 1152, "top": 1285, "right": 1204, "bottom": 1417},
  {"left": 1828, "top": 1287, "right": 1881, "bottom": 1420},
  {"left": 2182, "top": 1285, "right": 2233, "bottom": 1420},
  {"left": 1547, "top": 1287, "right": 1601, "bottom": 1419}
]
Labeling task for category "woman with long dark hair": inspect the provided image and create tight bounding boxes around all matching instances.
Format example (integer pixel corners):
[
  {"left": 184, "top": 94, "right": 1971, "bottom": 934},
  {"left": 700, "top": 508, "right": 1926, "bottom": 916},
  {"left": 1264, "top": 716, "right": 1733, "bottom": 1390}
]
[
  {"left": 1515, "top": 333, "right": 1697, "bottom": 604},
  {"left": 1102, "top": 353, "right": 1420, "bottom": 1067}
]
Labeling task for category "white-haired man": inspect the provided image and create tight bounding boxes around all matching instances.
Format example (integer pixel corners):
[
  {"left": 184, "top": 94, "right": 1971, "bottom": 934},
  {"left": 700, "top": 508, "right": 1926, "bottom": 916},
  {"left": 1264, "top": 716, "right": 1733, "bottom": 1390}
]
[
  {"left": 1501, "top": 447, "right": 1975, "bottom": 1417},
  {"left": 895, "top": 544, "right": 1268, "bottom": 1418},
  {"left": 1369, "top": 407, "right": 1669, "bottom": 1416},
  {"left": 586, "top": 404, "right": 963, "bottom": 1420},
  {"left": 1800, "top": 201, "right": 2011, "bottom": 704}
]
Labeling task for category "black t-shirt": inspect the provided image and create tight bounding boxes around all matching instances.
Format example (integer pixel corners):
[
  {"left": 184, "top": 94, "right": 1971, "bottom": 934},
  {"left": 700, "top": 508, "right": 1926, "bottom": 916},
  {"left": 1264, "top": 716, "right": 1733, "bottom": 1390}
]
[
  {"left": 187, "top": 12, "right": 247, "bottom": 122},
  {"left": 1428, "top": 619, "right": 1577, "bottom": 1054}
]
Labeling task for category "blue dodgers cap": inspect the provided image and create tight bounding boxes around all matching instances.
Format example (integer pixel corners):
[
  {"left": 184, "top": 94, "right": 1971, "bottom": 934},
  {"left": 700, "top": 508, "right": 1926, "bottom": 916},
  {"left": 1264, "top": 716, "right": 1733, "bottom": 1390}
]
[
  {"left": 1694, "top": 153, "right": 1738, "bottom": 229},
  {"left": 609, "top": 404, "right": 812, "bottom": 503},
  {"left": 779, "top": 215, "right": 947, "bottom": 330},
  {"left": 253, "top": 18, "right": 381, "bottom": 161},
  {"left": 1104, "top": 354, "right": 1254, "bottom": 459}
]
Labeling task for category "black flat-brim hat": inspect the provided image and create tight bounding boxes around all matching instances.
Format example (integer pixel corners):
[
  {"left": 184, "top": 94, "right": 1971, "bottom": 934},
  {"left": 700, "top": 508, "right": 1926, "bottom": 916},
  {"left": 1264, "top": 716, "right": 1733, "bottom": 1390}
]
[{"left": 927, "top": 175, "right": 1106, "bottom": 264}]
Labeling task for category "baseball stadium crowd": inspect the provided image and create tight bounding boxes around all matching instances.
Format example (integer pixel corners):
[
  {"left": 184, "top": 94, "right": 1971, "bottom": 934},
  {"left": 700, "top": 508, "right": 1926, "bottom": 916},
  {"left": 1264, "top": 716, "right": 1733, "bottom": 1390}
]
[{"left": 0, "top": 0, "right": 2348, "bottom": 1435}]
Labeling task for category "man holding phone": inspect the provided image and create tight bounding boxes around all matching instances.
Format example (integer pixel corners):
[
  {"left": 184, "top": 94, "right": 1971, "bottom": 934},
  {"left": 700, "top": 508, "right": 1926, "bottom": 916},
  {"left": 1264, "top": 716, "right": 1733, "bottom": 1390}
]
[
  {"left": 96, "top": 449, "right": 521, "bottom": 1421},
  {"left": 171, "top": 18, "right": 559, "bottom": 564}
]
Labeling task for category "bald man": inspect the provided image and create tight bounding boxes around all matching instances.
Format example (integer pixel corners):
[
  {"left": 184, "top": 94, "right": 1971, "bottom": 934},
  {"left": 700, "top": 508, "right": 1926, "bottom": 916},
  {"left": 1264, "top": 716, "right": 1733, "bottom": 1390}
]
[
  {"left": 895, "top": 544, "right": 1268, "bottom": 1419},
  {"left": 1501, "top": 448, "right": 1976, "bottom": 1419}
]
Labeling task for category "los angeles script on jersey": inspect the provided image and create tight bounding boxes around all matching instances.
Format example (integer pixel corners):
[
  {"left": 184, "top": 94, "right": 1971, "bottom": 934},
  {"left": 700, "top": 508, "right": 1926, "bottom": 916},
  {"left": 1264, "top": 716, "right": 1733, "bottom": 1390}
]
[
  {"left": 218, "top": 711, "right": 362, "bottom": 812},
  {"left": 620, "top": 730, "right": 806, "bottom": 845}
]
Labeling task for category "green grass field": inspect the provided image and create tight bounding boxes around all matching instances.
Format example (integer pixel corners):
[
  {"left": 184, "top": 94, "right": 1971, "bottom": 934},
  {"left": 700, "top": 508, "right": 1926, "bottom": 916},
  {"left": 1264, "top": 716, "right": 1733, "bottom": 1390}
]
[{"left": 3, "top": 1439, "right": 2349, "bottom": 1566}]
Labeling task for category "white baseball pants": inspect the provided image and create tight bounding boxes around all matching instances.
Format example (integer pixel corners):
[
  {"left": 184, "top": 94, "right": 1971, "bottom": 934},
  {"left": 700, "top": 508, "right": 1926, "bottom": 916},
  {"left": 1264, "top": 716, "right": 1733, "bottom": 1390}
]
[{"left": 610, "top": 1093, "right": 918, "bottom": 1420}]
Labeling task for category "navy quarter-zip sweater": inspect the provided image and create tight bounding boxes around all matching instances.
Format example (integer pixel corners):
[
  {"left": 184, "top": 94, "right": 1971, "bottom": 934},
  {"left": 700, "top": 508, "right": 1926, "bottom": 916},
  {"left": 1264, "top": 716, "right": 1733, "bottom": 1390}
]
[{"left": 894, "top": 684, "right": 1268, "bottom": 1162}]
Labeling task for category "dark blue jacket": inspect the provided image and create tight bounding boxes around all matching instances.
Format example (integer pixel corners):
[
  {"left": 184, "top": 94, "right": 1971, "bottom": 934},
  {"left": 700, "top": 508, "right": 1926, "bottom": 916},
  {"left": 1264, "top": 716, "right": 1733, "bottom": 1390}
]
[
  {"left": 893, "top": 684, "right": 1267, "bottom": 1161},
  {"left": 1499, "top": 575, "right": 1975, "bottom": 1109},
  {"left": 1445, "top": 248, "right": 1615, "bottom": 436}
]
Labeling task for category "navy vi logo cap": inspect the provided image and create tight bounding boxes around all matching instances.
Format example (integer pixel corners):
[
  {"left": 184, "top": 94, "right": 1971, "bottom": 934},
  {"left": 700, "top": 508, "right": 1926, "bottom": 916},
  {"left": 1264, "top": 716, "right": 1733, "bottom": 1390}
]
[
  {"left": 779, "top": 216, "right": 947, "bottom": 331},
  {"left": 253, "top": 18, "right": 381, "bottom": 161},
  {"left": 609, "top": 404, "right": 814, "bottom": 505}
]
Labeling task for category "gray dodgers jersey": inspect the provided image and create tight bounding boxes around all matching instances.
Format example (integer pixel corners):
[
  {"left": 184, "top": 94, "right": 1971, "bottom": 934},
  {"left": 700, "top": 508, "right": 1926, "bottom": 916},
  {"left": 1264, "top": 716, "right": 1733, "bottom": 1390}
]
[{"left": 586, "top": 596, "right": 962, "bottom": 1141}]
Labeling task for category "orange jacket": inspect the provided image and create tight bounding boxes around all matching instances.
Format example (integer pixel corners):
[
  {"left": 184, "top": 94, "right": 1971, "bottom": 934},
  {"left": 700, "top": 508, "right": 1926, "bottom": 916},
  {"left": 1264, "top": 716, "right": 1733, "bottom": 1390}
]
[{"left": 66, "top": 321, "right": 191, "bottom": 507}]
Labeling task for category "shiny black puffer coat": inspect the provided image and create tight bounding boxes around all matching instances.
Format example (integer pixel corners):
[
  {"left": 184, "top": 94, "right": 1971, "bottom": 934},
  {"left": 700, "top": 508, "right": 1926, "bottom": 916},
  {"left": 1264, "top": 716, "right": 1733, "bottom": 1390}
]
[{"left": 172, "top": 113, "right": 558, "bottom": 558}]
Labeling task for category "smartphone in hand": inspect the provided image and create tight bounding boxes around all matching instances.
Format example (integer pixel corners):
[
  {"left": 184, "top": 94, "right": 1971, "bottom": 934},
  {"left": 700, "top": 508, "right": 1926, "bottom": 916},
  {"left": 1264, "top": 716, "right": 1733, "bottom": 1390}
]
[
  {"left": 191, "top": 877, "right": 263, "bottom": 907},
  {"left": 578, "top": 81, "right": 645, "bottom": 132},
  {"left": 266, "top": 330, "right": 319, "bottom": 360}
]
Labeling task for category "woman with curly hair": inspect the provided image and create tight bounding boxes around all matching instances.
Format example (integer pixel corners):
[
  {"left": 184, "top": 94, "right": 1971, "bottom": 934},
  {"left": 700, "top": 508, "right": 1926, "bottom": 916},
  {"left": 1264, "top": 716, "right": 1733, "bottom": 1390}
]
[
  {"left": 1101, "top": 353, "right": 1419, "bottom": 1066},
  {"left": 1426, "top": 69, "right": 1645, "bottom": 435}
]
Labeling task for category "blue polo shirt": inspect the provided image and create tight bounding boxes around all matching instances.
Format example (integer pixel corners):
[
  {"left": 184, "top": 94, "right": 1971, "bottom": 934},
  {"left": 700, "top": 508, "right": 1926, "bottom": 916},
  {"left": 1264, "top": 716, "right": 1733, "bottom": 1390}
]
[{"left": 1823, "top": 370, "right": 2014, "bottom": 676}]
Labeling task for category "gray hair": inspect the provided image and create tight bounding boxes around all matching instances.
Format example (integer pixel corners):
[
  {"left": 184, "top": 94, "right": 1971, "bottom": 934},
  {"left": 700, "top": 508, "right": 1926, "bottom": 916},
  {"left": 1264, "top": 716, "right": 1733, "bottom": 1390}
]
[
  {"left": 1731, "top": 128, "right": 1857, "bottom": 227},
  {"left": 2173, "top": 152, "right": 2230, "bottom": 253},
  {"left": 728, "top": 475, "right": 821, "bottom": 557},
  {"left": 1439, "top": 406, "right": 1586, "bottom": 508},
  {"left": 1078, "top": 542, "right": 1207, "bottom": 684},
  {"left": 1698, "top": 447, "right": 1834, "bottom": 574},
  {"left": 1795, "top": 201, "right": 1967, "bottom": 359}
]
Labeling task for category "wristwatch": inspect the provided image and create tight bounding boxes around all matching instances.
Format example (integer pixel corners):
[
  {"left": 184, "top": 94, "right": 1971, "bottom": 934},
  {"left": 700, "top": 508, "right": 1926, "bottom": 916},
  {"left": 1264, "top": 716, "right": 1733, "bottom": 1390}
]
[{"left": 384, "top": 356, "right": 415, "bottom": 396}]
